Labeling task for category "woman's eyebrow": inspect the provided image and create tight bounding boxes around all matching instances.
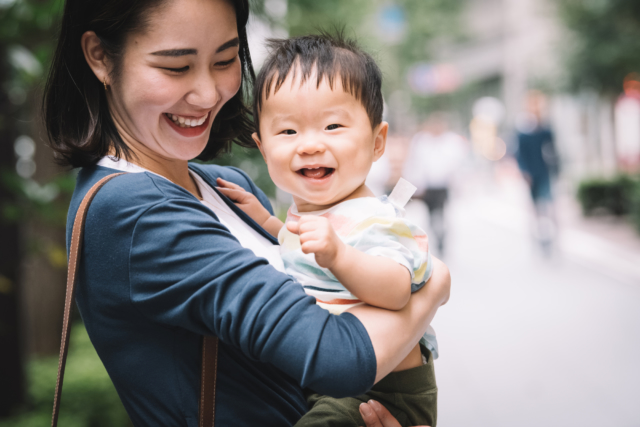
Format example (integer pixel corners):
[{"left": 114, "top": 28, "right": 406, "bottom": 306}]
[
  {"left": 216, "top": 37, "right": 240, "bottom": 53},
  {"left": 151, "top": 48, "right": 197, "bottom": 57},
  {"left": 149, "top": 38, "right": 239, "bottom": 57}
]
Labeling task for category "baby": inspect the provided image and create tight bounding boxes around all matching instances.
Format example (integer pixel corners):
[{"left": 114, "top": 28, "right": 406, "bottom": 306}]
[{"left": 217, "top": 33, "right": 438, "bottom": 427}]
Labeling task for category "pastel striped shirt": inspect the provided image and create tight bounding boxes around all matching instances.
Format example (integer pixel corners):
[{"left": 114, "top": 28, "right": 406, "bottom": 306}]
[{"left": 278, "top": 195, "right": 439, "bottom": 357}]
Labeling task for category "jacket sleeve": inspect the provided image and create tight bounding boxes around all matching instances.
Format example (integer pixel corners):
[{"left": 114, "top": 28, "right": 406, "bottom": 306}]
[{"left": 128, "top": 198, "right": 376, "bottom": 397}]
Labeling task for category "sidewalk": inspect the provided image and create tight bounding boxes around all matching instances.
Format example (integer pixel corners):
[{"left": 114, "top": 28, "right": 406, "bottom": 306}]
[
  {"left": 440, "top": 163, "right": 640, "bottom": 286},
  {"left": 556, "top": 192, "right": 640, "bottom": 286},
  {"left": 412, "top": 166, "right": 640, "bottom": 427}
]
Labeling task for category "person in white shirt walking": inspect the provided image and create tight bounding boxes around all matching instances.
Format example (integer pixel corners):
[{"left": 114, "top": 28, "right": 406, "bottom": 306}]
[{"left": 404, "top": 112, "right": 468, "bottom": 255}]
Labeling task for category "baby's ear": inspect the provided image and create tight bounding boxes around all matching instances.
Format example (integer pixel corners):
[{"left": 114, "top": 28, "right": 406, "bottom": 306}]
[
  {"left": 372, "top": 121, "right": 389, "bottom": 161},
  {"left": 252, "top": 132, "right": 266, "bottom": 160}
]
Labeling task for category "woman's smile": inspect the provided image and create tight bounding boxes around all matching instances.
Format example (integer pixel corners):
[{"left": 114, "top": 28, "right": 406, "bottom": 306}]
[{"left": 163, "top": 111, "right": 211, "bottom": 137}]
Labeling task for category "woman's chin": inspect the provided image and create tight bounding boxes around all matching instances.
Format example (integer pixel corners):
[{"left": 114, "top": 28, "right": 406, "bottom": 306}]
[{"left": 158, "top": 136, "right": 210, "bottom": 161}]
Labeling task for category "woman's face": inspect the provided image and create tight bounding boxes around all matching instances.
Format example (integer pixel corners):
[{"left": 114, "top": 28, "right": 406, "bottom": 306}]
[{"left": 108, "top": 0, "right": 241, "bottom": 161}]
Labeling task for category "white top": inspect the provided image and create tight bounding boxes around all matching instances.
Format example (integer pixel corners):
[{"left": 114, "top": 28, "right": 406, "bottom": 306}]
[
  {"left": 404, "top": 131, "right": 468, "bottom": 192},
  {"left": 97, "top": 157, "right": 285, "bottom": 272}
]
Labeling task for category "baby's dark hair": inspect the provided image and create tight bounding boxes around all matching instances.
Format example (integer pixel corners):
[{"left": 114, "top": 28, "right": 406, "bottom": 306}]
[{"left": 253, "top": 30, "right": 383, "bottom": 136}]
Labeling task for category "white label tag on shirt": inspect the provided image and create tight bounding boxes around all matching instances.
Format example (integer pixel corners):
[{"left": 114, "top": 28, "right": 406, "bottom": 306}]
[{"left": 387, "top": 177, "right": 417, "bottom": 209}]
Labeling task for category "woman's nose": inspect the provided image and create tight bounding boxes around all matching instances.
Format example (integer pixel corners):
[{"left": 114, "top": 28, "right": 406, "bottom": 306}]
[{"left": 185, "top": 72, "right": 221, "bottom": 109}]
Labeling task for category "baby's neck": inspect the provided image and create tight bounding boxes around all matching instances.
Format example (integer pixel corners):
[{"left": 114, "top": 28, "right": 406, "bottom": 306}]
[{"left": 293, "top": 183, "right": 375, "bottom": 213}]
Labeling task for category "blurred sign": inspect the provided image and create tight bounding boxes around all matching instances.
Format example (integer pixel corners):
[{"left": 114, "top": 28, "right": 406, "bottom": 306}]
[{"left": 407, "top": 63, "right": 461, "bottom": 96}]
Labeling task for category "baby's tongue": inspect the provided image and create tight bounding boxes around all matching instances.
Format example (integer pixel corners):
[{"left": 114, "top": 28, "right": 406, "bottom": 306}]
[{"left": 302, "top": 167, "right": 329, "bottom": 179}]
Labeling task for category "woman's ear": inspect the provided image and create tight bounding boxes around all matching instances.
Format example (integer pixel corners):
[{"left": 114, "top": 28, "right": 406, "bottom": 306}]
[
  {"left": 81, "top": 31, "right": 111, "bottom": 86},
  {"left": 372, "top": 121, "right": 389, "bottom": 162}
]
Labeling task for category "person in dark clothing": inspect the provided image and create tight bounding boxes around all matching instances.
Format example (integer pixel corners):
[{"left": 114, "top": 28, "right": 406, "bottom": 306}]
[{"left": 515, "top": 91, "right": 559, "bottom": 253}]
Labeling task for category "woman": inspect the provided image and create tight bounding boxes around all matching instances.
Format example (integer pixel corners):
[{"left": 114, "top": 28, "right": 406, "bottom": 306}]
[{"left": 44, "top": 0, "right": 451, "bottom": 425}]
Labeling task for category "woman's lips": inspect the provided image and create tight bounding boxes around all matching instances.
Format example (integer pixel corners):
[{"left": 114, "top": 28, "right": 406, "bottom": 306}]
[{"left": 163, "top": 112, "right": 210, "bottom": 137}]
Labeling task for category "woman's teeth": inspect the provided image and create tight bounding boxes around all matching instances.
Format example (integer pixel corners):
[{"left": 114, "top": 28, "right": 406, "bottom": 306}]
[{"left": 166, "top": 112, "right": 208, "bottom": 128}]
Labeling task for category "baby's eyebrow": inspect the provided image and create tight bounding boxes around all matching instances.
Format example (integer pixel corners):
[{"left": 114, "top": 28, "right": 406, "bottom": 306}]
[
  {"left": 322, "top": 108, "right": 352, "bottom": 118},
  {"left": 269, "top": 113, "right": 296, "bottom": 126}
]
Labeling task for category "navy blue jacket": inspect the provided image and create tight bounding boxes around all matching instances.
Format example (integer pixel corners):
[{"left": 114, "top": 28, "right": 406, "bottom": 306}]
[{"left": 67, "top": 163, "right": 376, "bottom": 426}]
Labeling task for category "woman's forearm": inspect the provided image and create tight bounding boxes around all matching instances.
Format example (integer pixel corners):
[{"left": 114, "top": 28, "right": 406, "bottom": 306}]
[{"left": 347, "top": 257, "right": 450, "bottom": 383}]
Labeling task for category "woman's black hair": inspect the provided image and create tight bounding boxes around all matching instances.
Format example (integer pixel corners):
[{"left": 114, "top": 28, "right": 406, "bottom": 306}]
[{"left": 43, "top": 0, "right": 255, "bottom": 168}]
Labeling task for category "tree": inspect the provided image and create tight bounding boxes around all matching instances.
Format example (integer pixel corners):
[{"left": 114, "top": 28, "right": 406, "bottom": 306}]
[
  {"left": 1, "top": 0, "right": 65, "bottom": 415},
  {"left": 558, "top": 0, "right": 640, "bottom": 93}
]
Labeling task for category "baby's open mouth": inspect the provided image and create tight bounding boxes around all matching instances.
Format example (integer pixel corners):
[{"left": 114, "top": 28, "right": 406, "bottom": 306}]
[{"left": 298, "top": 167, "right": 335, "bottom": 179}]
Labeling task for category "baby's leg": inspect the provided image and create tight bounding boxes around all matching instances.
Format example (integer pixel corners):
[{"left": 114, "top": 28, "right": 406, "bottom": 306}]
[{"left": 295, "top": 345, "right": 437, "bottom": 427}]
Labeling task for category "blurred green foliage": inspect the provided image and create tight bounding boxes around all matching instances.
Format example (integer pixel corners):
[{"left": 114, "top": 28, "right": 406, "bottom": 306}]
[
  {"left": 1, "top": 170, "right": 75, "bottom": 227},
  {"left": 285, "top": 0, "right": 465, "bottom": 101},
  {"left": 631, "top": 182, "right": 640, "bottom": 233},
  {"left": 558, "top": 0, "right": 640, "bottom": 93},
  {"left": 0, "top": 323, "right": 132, "bottom": 427},
  {"left": 577, "top": 174, "right": 639, "bottom": 217}
]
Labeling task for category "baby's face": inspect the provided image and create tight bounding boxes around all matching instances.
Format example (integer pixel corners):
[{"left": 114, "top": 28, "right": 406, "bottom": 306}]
[{"left": 254, "top": 71, "right": 387, "bottom": 212}]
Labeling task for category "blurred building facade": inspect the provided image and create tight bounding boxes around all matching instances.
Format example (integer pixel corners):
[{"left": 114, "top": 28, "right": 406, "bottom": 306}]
[{"left": 422, "top": 0, "right": 630, "bottom": 182}]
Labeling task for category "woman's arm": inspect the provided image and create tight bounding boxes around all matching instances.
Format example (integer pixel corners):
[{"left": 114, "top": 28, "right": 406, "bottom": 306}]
[
  {"left": 128, "top": 196, "right": 450, "bottom": 395},
  {"left": 348, "top": 256, "right": 450, "bottom": 383}
]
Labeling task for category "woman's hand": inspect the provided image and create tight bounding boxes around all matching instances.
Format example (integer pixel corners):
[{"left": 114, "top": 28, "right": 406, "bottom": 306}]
[{"left": 360, "top": 400, "right": 430, "bottom": 427}]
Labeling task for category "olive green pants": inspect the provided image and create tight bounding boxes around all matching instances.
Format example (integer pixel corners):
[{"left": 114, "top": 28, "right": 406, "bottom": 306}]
[{"left": 295, "top": 345, "right": 437, "bottom": 427}]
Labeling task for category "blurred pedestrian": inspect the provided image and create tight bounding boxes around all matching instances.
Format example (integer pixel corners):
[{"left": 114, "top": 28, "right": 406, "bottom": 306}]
[
  {"left": 404, "top": 112, "right": 467, "bottom": 255},
  {"left": 515, "top": 90, "right": 559, "bottom": 253}
]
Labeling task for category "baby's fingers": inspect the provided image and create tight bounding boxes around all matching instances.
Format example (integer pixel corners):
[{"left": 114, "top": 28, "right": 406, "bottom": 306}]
[
  {"left": 216, "top": 178, "right": 245, "bottom": 191},
  {"left": 300, "top": 240, "right": 323, "bottom": 255},
  {"left": 286, "top": 221, "right": 300, "bottom": 235},
  {"left": 217, "top": 186, "right": 250, "bottom": 203}
]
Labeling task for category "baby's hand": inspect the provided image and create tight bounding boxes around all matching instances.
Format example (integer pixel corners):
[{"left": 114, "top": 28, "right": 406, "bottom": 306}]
[
  {"left": 216, "top": 178, "right": 270, "bottom": 225},
  {"left": 286, "top": 216, "right": 345, "bottom": 269}
]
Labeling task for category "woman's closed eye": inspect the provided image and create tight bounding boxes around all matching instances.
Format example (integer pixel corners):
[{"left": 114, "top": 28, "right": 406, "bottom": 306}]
[
  {"left": 161, "top": 66, "right": 190, "bottom": 73},
  {"left": 215, "top": 56, "right": 237, "bottom": 68},
  {"left": 326, "top": 124, "right": 342, "bottom": 131}
]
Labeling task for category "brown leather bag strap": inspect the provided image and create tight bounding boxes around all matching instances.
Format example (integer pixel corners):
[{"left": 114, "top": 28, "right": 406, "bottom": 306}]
[
  {"left": 200, "top": 336, "right": 218, "bottom": 427},
  {"left": 52, "top": 173, "right": 219, "bottom": 427}
]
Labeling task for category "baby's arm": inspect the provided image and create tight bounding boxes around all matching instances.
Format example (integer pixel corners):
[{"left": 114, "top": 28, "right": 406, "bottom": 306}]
[
  {"left": 218, "top": 179, "right": 413, "bottom": 310},
  {"left": 287, "top": 217, "right": 412, "bottom": 310},
  {"left": 216, "top": 178, "right": 283, "bottom": 237}
]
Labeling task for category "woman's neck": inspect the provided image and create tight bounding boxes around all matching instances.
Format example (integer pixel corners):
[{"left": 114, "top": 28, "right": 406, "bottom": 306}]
[{"left": 109, "top": 139, "right": 202, "bottom": 200}]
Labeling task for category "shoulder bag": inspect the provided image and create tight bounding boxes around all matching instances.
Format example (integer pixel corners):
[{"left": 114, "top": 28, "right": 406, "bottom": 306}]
[{"left": 51, "top": 173, "right": 218, "bottom": 427}]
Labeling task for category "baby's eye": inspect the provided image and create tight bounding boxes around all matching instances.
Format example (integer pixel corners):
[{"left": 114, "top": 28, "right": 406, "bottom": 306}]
[
  {"left": 280, "top": 129, "right": 297, "bottom": 135},
  {"left": 326, "top": 124, "right": 342, "bottom": 131}
]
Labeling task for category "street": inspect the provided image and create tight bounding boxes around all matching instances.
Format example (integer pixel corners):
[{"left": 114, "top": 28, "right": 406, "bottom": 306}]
[{"left": 407, "top": 169, "right": 640, "bottom": 427}]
